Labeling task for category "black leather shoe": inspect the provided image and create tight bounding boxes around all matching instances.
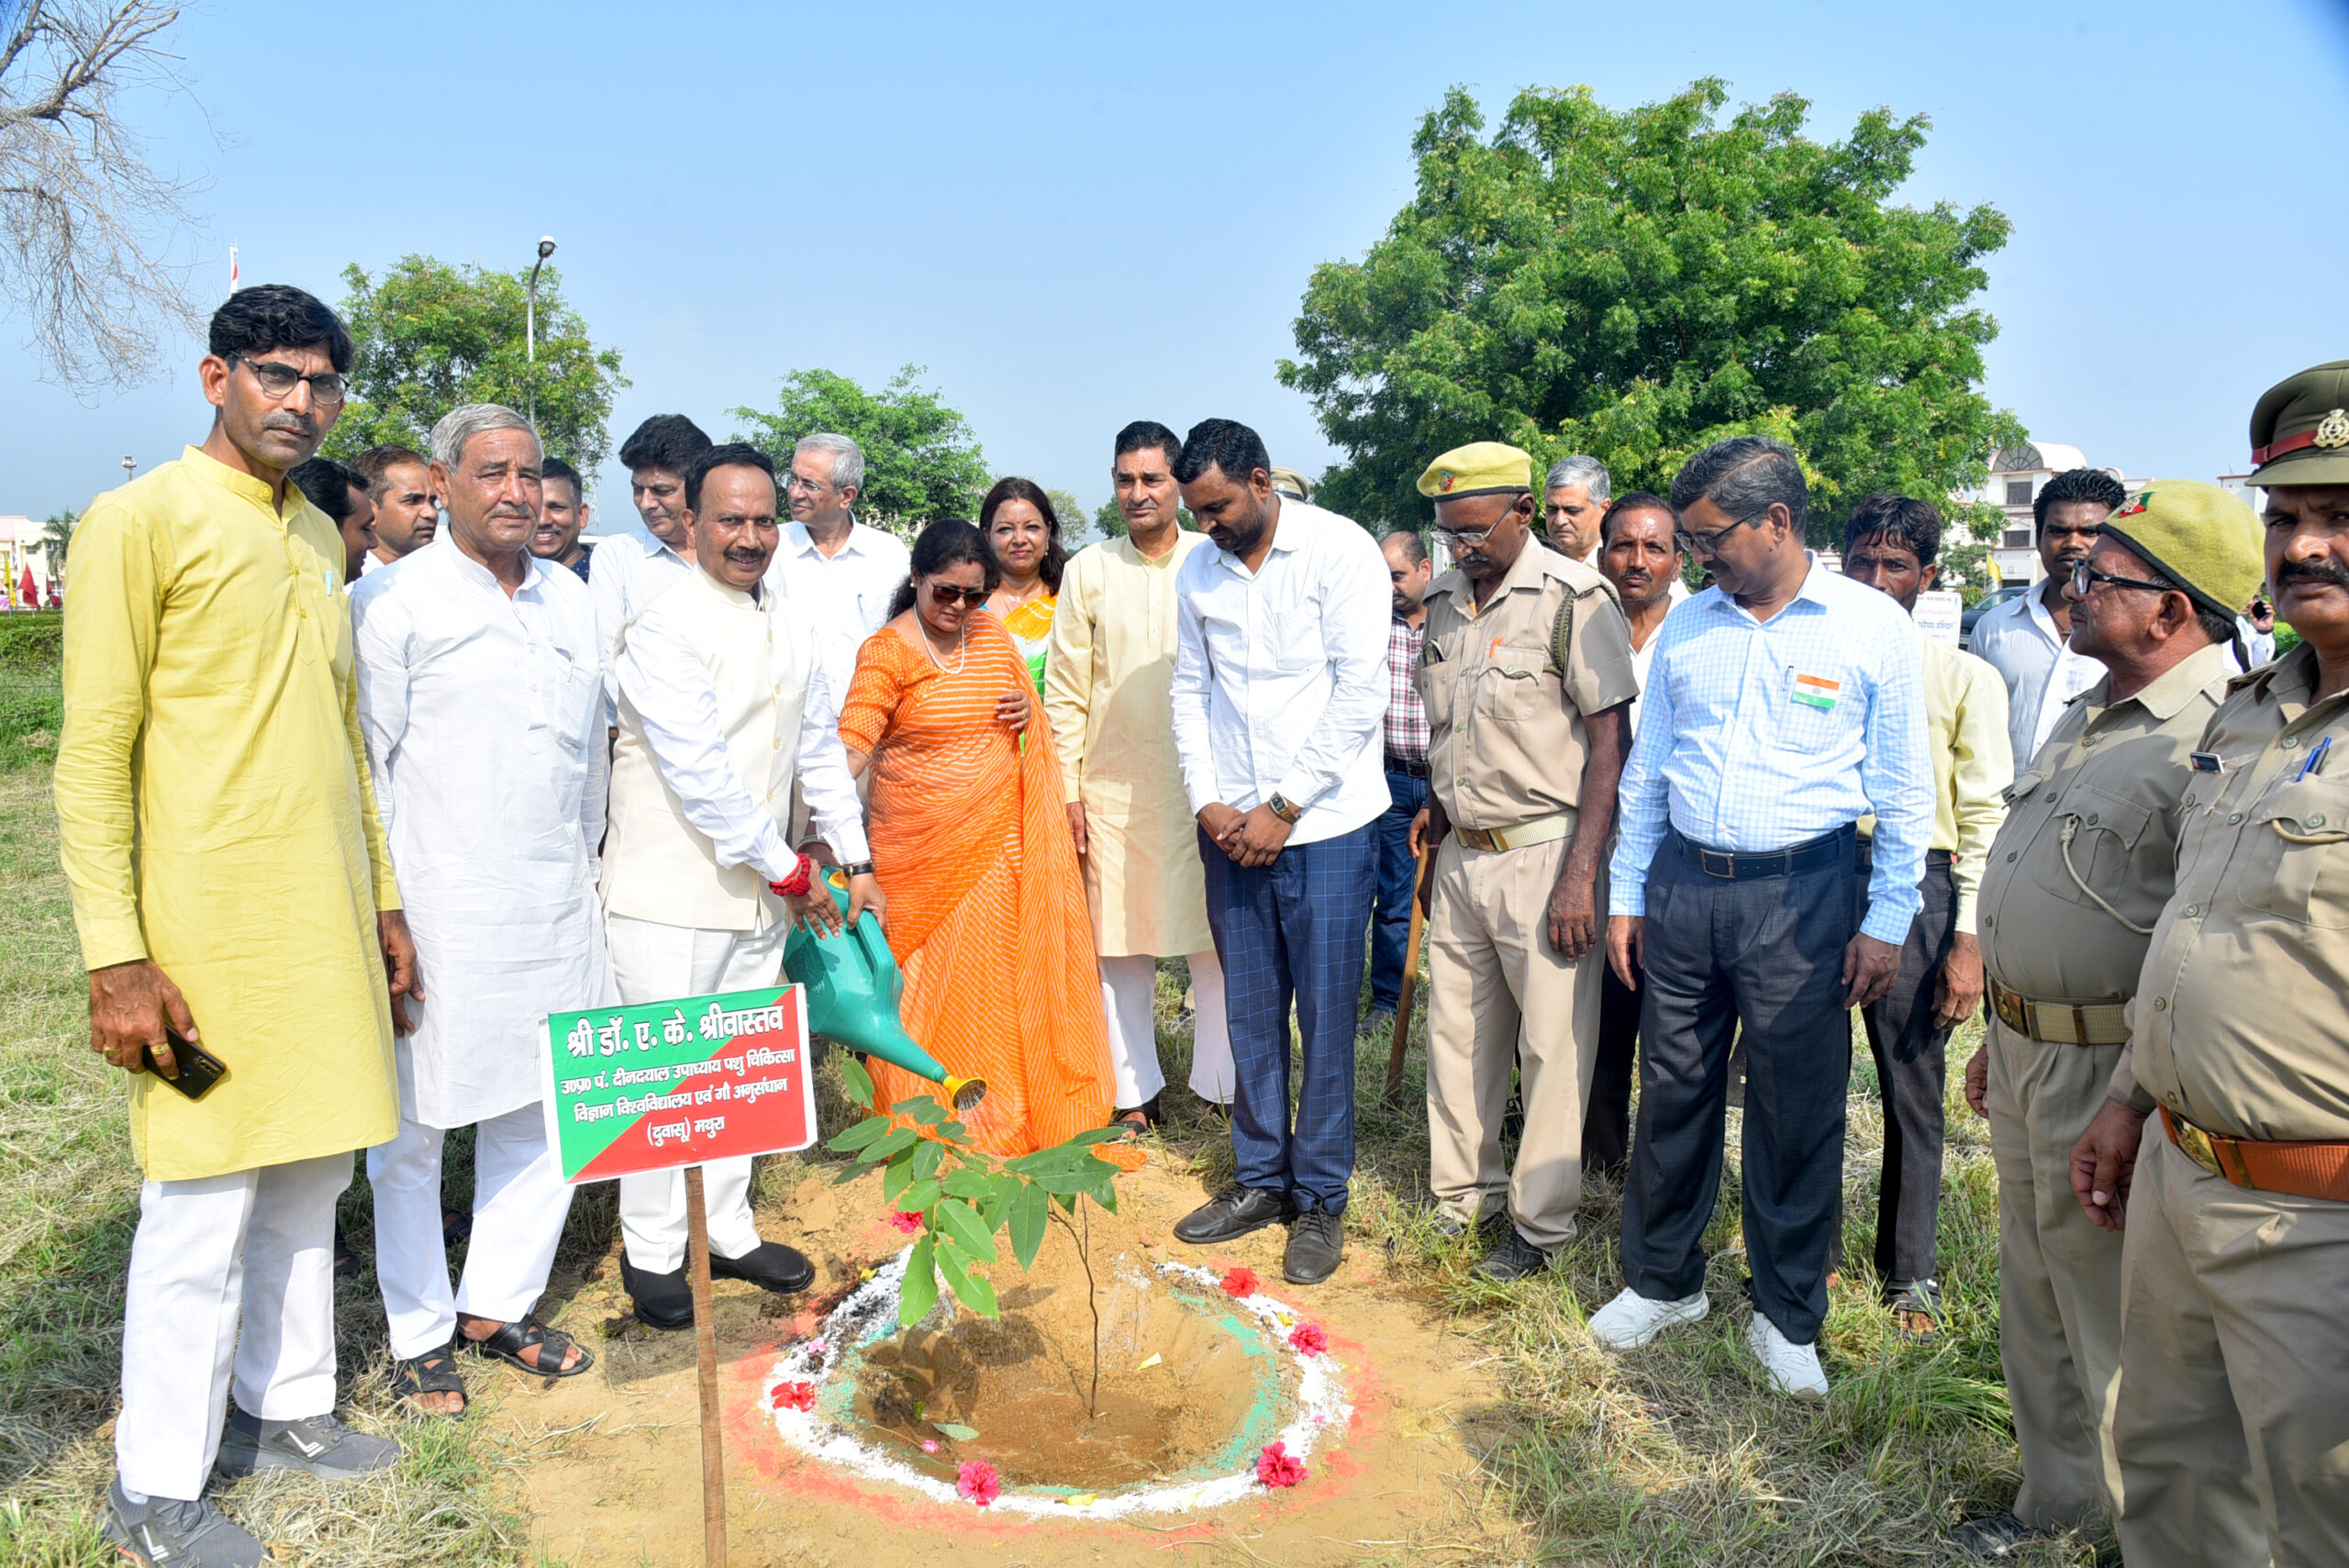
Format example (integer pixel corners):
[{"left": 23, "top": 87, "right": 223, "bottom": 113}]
[
  {"left": 1174, "top": 1182, "right": 1290, "bottom": 1244},
  {"left": 1472, "top": 1227, "right": 1557, "bottom": 1283},
  {"left": 1947, "top": 1512, "right": 2056, "bottom": 1558},
  {"left": 711, "top": 1240, "right": 816, "bottom": 1295},
  {"left": 619, "top": 1254, "right": 693, "bottom": 1329},
  {"left": 1284, "top": 1208, "right": 1345, "bottom": 1284}
]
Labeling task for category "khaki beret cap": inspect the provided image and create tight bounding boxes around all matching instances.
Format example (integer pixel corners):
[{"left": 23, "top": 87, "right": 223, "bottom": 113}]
[{"left": 2098, "top": 480, "right": 2266, "bottom": 620}]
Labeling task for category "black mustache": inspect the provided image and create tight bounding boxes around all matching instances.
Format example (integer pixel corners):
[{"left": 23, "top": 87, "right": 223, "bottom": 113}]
[{"left": 2277, "top": 559, "right": 2349, "bottom": 591}]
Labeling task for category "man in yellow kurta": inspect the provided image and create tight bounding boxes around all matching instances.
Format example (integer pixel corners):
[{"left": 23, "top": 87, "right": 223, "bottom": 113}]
[
  {"left": 1044, "top": 420, "right": 1234, "bottom": 1124},
  {"left": 56, "top": 286, "right": 412, "bottom": 1567}
]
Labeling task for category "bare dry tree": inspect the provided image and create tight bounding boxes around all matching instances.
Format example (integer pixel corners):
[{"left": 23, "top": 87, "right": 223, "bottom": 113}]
[{"left": 0, "top": 0, "right": 204, "bottom": 392}]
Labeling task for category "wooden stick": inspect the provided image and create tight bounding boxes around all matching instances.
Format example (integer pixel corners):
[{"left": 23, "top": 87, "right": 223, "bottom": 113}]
[
  {"left": 1384, "top": 842, "right": 1435, "bottom": 1100},
  {"left": 684, "top": 1163, "right": 728, "bottom": 1568}
]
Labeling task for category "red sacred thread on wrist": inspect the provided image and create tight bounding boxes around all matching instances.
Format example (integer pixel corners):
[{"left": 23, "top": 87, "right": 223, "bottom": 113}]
[{"left": 770, "top": 854, "right": 814, "bottom": 899}]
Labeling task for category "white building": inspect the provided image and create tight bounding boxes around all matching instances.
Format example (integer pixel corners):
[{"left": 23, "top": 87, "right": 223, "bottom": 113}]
[
  {"left": 1961, "top": 442, "right": 2148, "bottom": 586},
  {"left": 0, "top": 516, "right": 58, "bottom": 608}
]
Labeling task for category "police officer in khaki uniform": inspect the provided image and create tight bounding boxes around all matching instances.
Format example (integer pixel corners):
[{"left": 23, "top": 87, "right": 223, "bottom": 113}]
[
  {"left": 1406, "top": 441, "right": 1640, "bottom": 1281},
  {"left": 2069, "top": 370, "right": 2349, "bottom": 1567},
  {"left": 1949, "top": 479, "right": 2265, "bottom": 1557}
]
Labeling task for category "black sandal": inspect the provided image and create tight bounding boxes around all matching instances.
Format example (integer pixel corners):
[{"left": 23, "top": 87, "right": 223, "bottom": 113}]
[
  {"left": 331, "top": 1220, "right": 363, "bottom": 1283},
  {"left": 1887, "top": 1278, "right": 1943, "bottom": 1342},
  {"left": 390, "top": 1345, "right": 468, "bottom": 1418},
  {"left": 464, "top": 1316, "right": 595, "bottom": 1378}
]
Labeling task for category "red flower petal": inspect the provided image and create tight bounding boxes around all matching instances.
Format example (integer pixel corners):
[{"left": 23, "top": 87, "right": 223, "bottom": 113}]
[
  {"left": 1220, "top": 1267, "right": 1260, "bottom": 1297},
  {"left": 1286, "top": 1323, "right": 1329, "bottom": 1355}
]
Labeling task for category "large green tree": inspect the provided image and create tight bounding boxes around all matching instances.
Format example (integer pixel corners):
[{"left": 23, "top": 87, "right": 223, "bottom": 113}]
[
  {"left": 1279, "top": 80, "right": 2024, "bottom": 539},
  {"left": 729, "top": 366, "right": 989, "bottom": 531},
  {"left": 324, "top": 256, "right": 629, "bottom": 472}
]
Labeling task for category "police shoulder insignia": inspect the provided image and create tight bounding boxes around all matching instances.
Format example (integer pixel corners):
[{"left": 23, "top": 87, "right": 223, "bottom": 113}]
[
  {"left": 2316, "top": 408, "right": 2349, "bottom": 450},
  {"left": 2110, "top": 491, "right": 2153, "bottom": 519}
]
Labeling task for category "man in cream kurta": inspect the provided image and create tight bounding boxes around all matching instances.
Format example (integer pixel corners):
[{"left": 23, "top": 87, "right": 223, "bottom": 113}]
[
  {"left": 603, "top": 444, "right": 876, "bottom": 1329},
  {"left": 57, "top": 287, "right": 404, "bottom": 1564},
  {"left": 351, "top": 405, "right": 614, "bottom": 1406},
  {"left": 1045, "top": 421, "right": 1233, "bottom": 1117}
]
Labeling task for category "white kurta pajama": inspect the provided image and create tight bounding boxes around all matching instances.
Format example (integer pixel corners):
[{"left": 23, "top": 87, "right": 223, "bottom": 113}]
[
  {"left": 1043, "top": 532, "right": 1232, "bottom": 1106},
  {"left": 351, "top": 537, "right": 615, "bottom": 1360},
  {"left": 605, "top": 563, "right": 868, "bottom": 1273}
]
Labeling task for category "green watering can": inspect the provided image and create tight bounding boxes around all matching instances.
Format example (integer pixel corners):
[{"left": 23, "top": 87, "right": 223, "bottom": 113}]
[{"left": 782, "top": 870, "right": 986, "bottom": 1113}]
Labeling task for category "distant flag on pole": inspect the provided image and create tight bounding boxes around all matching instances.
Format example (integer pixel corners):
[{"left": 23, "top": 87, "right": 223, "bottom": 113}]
[{"left": 228, "top": 244, "right": 239, "bottom": 292}]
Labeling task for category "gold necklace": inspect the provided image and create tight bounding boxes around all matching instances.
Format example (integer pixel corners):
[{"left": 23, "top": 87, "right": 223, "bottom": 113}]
[{"left": 918, "top": 619, "right": 968, "bottom": 674}]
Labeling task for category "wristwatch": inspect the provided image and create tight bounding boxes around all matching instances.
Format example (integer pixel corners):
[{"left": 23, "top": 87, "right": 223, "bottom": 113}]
[
  {"left": 1266, "top": 793, "right": 1302, "bottom": 826},
  {"left": 841, "top": 861, "right": 876, "bottom": 878}
]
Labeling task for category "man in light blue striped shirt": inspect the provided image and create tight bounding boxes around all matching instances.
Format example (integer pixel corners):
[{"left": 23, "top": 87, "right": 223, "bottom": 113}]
[{"left": 1591, "top": 436, "right": 1932, "bottom": 1401}]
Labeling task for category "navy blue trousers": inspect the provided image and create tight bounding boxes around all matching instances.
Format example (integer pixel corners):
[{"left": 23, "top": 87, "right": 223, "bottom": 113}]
[
  {"left": 1197, "top": 822, "right": 1375, "bottom": 1215},
  {"left": 1367, "top": 764, "right": 1431, "bottom": 1010},
  {"left": 1622, "top": 827, "right": 1856, "bottom": 1343}
]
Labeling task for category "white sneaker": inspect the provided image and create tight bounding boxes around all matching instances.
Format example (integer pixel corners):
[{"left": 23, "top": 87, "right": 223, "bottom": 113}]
[
  {"left": 1746, "top": 1312, "right": 1828, "bottom": 1399},
  {"left": 1586, "top": 1285, "right": 1709, "bottom": 1349}
]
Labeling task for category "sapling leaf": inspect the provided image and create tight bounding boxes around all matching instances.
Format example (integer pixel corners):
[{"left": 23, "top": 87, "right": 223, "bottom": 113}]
[
  {"left": 1052, "top": 1190, "right": 1076, "bottom": 1214},
  {"left": 839, "top": 1055, "right": 874, "bottom": 1106},
  {"left": 1002, "top": 1148, "right": 1085, "bottom": 1175},
  {"left": 882, "top": 1152, "right": 915, "bottom": 1204},
  {"left": 933, "top": 1237, "right": 972, "bottom": 1295},
  {"left": 1033, "top": 1167, "right": 1097, "bottom": 1196},
  {"left": 895, "top": 1095, "right": 947, "bottom": 1127},
  {"left": 899, "top": 1238, "right": 937, "bottom": 1327},
  {"left": 939, "top": 1122, "right": 970, "bottom": 1142},
  {"left": 910, "top": 1140, "right": 943, "bottom": 1183},
  {"left": 1008, "top": 1182, "right": 1049, "bottom": 1271},
  {"left": 952, "top": 1271, "right": 999, "bottom": 1318},
  {"left": 897, "top": 1176, "right": 940, "bottom": 1215},
  {"left": 859, "top": 1127, "right": 918, "bottom": 1166},
  {"left": 1067, "top": 1127, "right": 1123, "bottom": 1146},
  {"left": 941, "top": 1167, "right": 991, "bottom": 1201},
  {"left": 978, "top": 1172, "right": 1019, "bottom": 1231},
  {"left": 935, "top": 1198, "right": 997, "bottom": 1262},
  {"left": 1091, "top": 1178, "right": 1119, "bottom": 1215},
  {"left": 825, "top": 1117, "right": 892, "bottom": 1153},
  {"left": 931, "top": 1422, "right": 979, "bottom": 1441}
]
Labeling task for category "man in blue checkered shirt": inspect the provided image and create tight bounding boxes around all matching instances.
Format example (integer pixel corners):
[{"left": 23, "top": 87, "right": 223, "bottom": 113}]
[{"left": 1590, "top": 436, "right": 1932, "bottom": 1401}]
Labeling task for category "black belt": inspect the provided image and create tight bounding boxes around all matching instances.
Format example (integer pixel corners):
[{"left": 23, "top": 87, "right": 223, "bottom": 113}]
[
  {"left": 1854, "top": 841, "right": 1954, "bottom": 871},
  {"left": 1671, "top": 824, "right": 1854, "bottom": 880},
  {"left": 1385, "top": 752, "right": 1431, "bottom": 780}
]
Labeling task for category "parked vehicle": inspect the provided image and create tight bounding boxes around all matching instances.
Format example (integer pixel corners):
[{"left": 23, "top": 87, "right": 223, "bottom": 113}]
[{"left": 1961, "top": 584, "right": 2029, "bottom": 650}]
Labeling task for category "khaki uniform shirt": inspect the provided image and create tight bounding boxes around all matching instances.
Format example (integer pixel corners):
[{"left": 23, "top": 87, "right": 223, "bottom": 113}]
[
  {"left": 2116, "top": 643, "right": 2349, "bottom": 1140},
  {"left": 1416, "top": 543, "right": 1639, "bottom": 831},
  {"left": 1976, "top": 641, "right": 2235, "bottom": 1006}
]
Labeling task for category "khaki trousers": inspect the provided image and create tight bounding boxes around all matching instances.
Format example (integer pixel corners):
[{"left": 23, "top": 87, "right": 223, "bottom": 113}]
[
  {"left": 2114, "top": 1131, "right": 2349, "bottom": 1568},
  {"left": 1425, "top": 833, "right": 1604, "bottom": 1252},
  {"left": 1983, "top": 1013, "right": 2127, "bottom": 1529}
]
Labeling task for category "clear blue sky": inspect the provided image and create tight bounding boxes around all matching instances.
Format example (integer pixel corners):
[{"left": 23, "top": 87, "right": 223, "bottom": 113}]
[{"left": 5, "top": 0, "right": 2346, "bottom": 528}]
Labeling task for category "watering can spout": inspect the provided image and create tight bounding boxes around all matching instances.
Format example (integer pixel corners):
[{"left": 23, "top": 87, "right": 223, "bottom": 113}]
[{"left": 782, "top": 872, "right": 987, "bottom": 1112}]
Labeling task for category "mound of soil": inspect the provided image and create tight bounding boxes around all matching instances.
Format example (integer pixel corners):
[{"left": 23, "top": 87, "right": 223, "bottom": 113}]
[{"left": 850, "top": 1216, "right": 1266, "bottom": 1488}]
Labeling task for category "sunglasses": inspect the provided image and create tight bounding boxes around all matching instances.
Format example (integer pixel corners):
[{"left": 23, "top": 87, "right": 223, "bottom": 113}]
[{"left": 927, "top": 581, "right": 989, "bottom": 608}]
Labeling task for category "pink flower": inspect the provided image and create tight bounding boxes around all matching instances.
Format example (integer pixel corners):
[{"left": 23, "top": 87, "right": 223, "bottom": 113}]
[
  {"left": 919, "top": 1439, "right": 940, "bottom": 1453},
  {"left": 1220, "top": 1267, "right": 1260, "bottom": 1298},
  {"left": 889, "top": 1210, "right": 923, "bottom": 1234},
  {"left": 771, "top": 1381, "right": 816, "bottom": 1413},
  {"left": 957, "top": 1459, "right": 1002, "bottom": 1507},
  {"left": 1256, "top": 1441, "right": 1307, "bottom": 1489},
  {"left": 1286, "top": 1323, "right": 1328, "bottom": 1355}
]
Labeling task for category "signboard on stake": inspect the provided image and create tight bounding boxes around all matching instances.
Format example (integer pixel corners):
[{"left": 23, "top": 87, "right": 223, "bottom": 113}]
[
  {"left": 1914, "top": 589, "right": 1963, "bottom": 646},
  {"left": 540, "top": 985, "right": 816, "bottom": 1184},
  {"left": 541, "top": 984, "right": 818, "bottom": 1568}
]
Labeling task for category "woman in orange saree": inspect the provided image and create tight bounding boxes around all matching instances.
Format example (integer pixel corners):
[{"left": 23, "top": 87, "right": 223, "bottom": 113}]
[{"left": 839, "top": 519, "right": 1113, "bottom": 1156}]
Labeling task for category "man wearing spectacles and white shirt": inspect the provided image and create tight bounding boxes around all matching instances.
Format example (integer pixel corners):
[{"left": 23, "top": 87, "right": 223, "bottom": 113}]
[
  {"left": 759, "top": 432, "right": 913, "bottom": 701},
  {"left": 1970, "top": 468, "right": 2121, "bottom": 781},
  {"left": 1596, "top": 436, "right": 1932, "bottom": 1401},
  {"left": 590, "top": 415, "right": 713, "bottom": 725}
]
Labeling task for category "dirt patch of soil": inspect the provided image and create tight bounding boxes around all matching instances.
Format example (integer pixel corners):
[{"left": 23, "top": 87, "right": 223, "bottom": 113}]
[{"left": 495, "top": 1154, "right": 1518, "bottom": 1567}]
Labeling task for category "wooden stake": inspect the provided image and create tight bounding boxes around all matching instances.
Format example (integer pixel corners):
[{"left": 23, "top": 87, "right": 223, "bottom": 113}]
[
  {"left": 1384, "top": 842, "right": 1435, "bottom": 1100},
  {"left": 684, "top": 1163, "right": 728, "bottom": 1568}
]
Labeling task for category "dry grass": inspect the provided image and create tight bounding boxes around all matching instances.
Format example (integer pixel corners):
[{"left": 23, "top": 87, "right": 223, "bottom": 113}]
[{"left": 0, "top": 708, "right": 2107, "bottom": 1564}]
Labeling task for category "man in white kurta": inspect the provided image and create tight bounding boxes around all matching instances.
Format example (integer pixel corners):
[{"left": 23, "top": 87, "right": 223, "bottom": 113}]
[
  {"left": 604, "top": 443, "right": 877, "bottom": 1329},
  {"left": 1044, "top": 421, "right": 1232, "bottom": 1117},
  {"left": 351, "top": 405, "right": 611, "bottom": 1404},
  {"left": 590, "top": 415, "right": 710, "bottom": 722}
]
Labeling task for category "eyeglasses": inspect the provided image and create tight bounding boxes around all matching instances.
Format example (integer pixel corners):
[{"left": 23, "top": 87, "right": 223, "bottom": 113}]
[
  {"left": 230, "top": 353, "right": 347, "bottom": 408},
  {"left": 1674, "top": 507, "right": 1770, "bottom": 559},
  {"left": 927, "top": 581, "right": 989, "bottom": 608},
  {"left": 2069, "top": 561, "right": 2173, "bottom": 597},
  {"left": 782, "top": 473, "right": 832, "bottom": 494},
  {"left": 1434, "top": 522, "right": 1497, "bottom": 549}
]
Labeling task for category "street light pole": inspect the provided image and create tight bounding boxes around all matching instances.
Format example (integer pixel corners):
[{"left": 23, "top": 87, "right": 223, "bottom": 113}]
[
  {"left": 527, "top": 236, "right": 557, "bottom": 425},
  {"left": 122, "top": 455, "right": 136, "bottom": 483}
]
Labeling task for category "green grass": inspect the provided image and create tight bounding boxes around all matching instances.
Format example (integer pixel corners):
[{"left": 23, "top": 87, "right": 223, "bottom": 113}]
[
  {"left": 0, "top": 614, "right": 62, "bottom": 773},
  {"left": 0, "top": 670, "right": 2104, "bottom": 1563}
]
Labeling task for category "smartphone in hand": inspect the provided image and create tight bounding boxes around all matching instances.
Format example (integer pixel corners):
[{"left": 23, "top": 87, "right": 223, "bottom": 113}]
[{"left": 143, "top": 1028, "right": 228, "bottom": 1101}]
